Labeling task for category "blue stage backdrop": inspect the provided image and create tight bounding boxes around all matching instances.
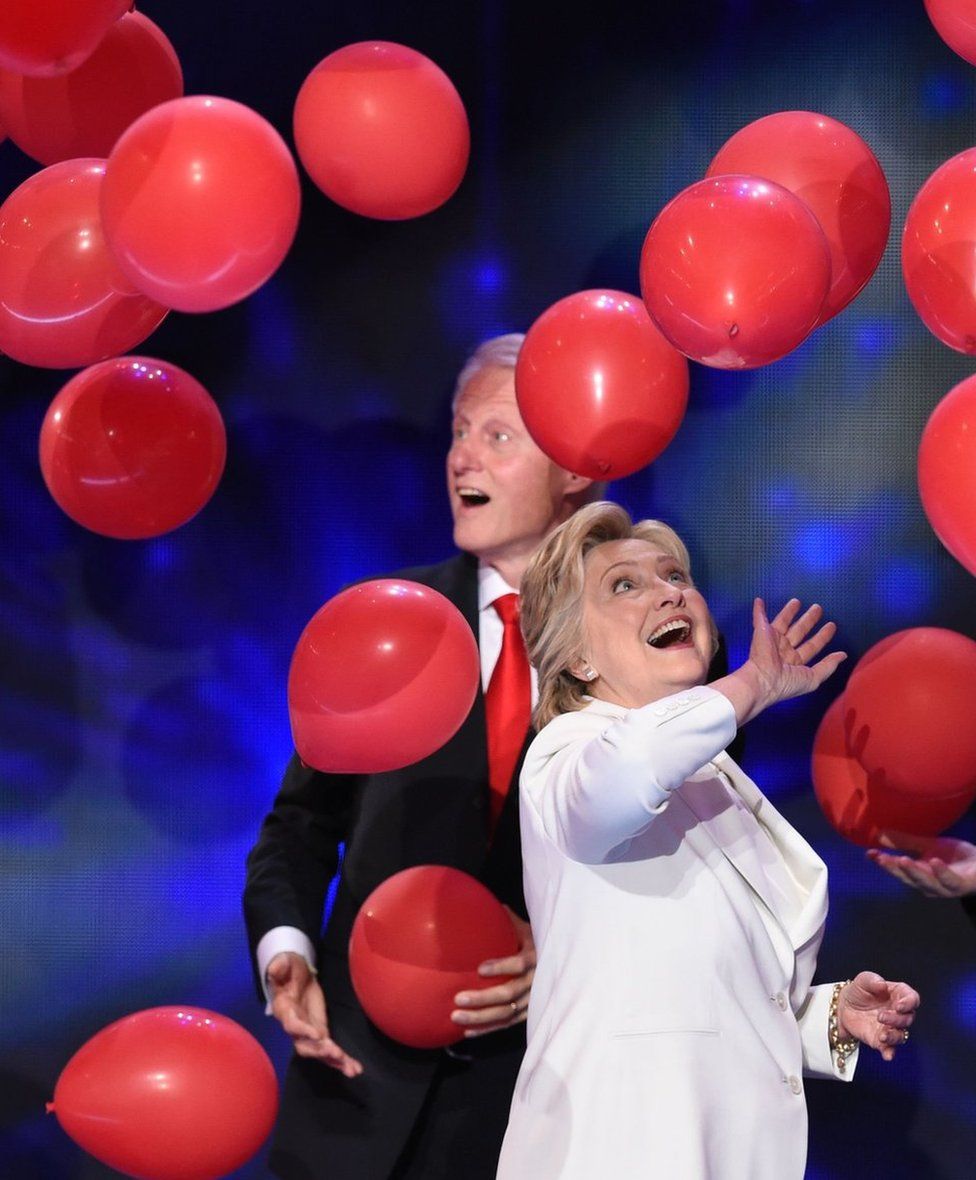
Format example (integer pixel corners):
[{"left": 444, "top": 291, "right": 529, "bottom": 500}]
[{"left": 2, "top": 1, "right": 975, "bottom": 1176}]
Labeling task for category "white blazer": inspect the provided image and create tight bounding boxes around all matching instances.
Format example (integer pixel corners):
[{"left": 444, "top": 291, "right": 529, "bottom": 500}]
[{"left": 497, "top": 686, "right": 854, "bottom": 1180}]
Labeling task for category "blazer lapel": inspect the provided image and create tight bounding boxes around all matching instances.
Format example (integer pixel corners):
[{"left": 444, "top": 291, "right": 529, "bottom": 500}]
[{"left": 703, "top": 754, "right": 829, "bottom": 956}]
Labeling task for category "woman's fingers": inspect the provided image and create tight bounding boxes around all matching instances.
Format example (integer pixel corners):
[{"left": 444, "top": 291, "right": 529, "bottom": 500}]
[{"left": 785, "top": 602, "right": 823, "bottom": 645}]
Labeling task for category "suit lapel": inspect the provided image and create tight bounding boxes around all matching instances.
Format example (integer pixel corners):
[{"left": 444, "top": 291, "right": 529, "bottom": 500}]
[{"left": 675, "top": 760, "right": 828, "bottom": 957}]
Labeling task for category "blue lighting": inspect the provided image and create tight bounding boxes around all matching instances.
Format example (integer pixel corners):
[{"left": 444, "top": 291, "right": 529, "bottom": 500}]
[
  {"left": 765, "top": 478, "right": 803, "bottom": 512},
  {"left": 793, "top": 519, "right": 857, "bottom": 573},
  {"left": 874, "top": 555, "right": 936, "bottom": 619},
  {"left": 951, "top": 974, "right": 976, "bottom": 1033},
  {"left": 247, "top": 281, "right": 298, "bottom": 372},
  {"left": 855, "top": 319, "right": 889, "bottom": 356},
  {"left": 145, "top": 538, "right": 177, "bottom": 572},
  {"left": 475, "top": 258, "right": 506, "bottom": 294},
  {"left": 922, "top": 71, "right": 970, "bottom": 116}
]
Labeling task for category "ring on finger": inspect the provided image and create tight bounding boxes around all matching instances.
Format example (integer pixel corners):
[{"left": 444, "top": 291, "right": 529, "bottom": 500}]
[
  {"left": 510, "top": 1001, "right": 519, "bottom": 1014},
  {"left": 902, "top": 1029, "right": 910, "bottom": 1044}
]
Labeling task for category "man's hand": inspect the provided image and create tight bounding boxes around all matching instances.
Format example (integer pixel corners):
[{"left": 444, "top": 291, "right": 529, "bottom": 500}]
[
  {"left": 450, "top": 908, "right": 537, "bottom": 1038},
  {"left": 836, "top": 971, "right": 920, "bottom": 1063},
  {"left": 267, "top": 951, "right": 363, "bottom": 1077},
  {"left": 867, "top": 833, "right": 976, "bottom": 898}
]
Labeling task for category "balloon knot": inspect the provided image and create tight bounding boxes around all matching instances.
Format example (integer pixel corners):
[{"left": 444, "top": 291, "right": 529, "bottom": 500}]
[{"left": 45, "top": 1102, "right": 55, "bottom": 1114}]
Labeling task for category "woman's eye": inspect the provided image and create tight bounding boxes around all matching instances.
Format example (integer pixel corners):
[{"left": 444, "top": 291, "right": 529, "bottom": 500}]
[
  {"left": 612, "top": 577, "right": 636, "bottom": 593},
  {"left": 667, "top": 570, "right": 688, "bottom": 584},
  {"left": 492, "top": 430, "right": 511, "bottom": 443}
]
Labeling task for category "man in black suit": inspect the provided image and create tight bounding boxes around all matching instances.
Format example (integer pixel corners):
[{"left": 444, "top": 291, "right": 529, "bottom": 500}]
[{"left": 243, "top": 334, "right": 597, "bottom": 1179}]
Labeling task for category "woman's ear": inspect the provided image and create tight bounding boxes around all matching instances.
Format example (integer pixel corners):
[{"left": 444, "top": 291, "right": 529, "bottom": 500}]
[{"left": 569, "top": 661, "right": 598, "bottom": 682}]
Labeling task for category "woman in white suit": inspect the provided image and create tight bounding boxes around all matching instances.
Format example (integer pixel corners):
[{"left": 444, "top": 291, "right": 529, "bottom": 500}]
[{"left": 496, "top": 503, "right": 919, "bottom": 1180}]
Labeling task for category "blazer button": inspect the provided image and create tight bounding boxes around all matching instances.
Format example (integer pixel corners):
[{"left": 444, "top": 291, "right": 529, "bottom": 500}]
[
  {"left": 775, "top": 992, "right": 788, "bottom": 1011},
  {"left": 788, "top": 1075, "right": 802, "bottom": 1095}
]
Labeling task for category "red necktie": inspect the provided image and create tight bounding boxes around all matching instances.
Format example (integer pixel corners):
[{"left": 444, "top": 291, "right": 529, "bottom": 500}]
[{"left": 485, "top": 593, "right": 532, "bottom": 830}]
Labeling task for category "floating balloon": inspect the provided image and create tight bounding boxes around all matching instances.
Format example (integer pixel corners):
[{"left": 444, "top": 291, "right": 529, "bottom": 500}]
[
  {"left": 515, "top": 289, "right": 688, "bottom": 479},
  {"left": 293, "top": 41, "right": 469, "bottom": 219},
  {"left": 924, "top": 0, "right": 976, "bottom": 66},
  {"left": 101, "top": 96, "right": 301, "bottom": 312},
  {"left": 902, "top": 147, "right": 976, "bottom": 354},
  {"left": 812, "top": 697, "right": 972, "bottom": 848},
  {"left": 48, "top": 1006, "right": 278, "bottom": 1180},
  {"left": 289, "top": 579, "right": 479, "bottom": 774},
  {"left": 640, "top": 175, "right": 831, "bottom": 368},
  {"left": 0, "top": 12, "right": 183, "bottom": 166},
  {"left": 0, "top": 0, "right": 129, "bottom": 77},
  {"left": 0, "top": 159, "right": 167, "bottom": 369},
  {"left": 349, "top": 866, "right": 518, "bottom": 1048},
  {"left": 39, "top": 356, "right": 226, "bottom": 539},
  {"left": 707, "top": 111, "right": 889, "bottom": 325},
  {"left": 919, "top": 374, "right": 976, "bottom": 575},
  {"left": 842, "top": 628, "right": 976, "bottom": 803}
]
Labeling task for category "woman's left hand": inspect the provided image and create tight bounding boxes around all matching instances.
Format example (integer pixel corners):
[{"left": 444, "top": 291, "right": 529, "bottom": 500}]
[
  {"left": 451, "top": 907, "right": 537, "bottom": 1037},
  {"left": 837, "top": 971, "right": 920, "bottom": 1062}
]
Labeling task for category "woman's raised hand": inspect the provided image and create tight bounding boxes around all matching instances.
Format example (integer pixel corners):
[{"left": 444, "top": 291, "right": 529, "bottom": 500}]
[{"left": 716, "top": 598, "right": 846, "bottom": 726}]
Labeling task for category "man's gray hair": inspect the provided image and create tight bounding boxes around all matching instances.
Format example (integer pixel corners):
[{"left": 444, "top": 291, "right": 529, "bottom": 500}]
[{"left": 452, "top": 333, "right": 525, "bottom": 407}]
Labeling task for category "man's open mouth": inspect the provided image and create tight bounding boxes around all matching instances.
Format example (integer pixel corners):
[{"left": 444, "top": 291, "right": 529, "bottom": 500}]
[{"left": 457, "top": 487, "right": 490, "bottom": 506}]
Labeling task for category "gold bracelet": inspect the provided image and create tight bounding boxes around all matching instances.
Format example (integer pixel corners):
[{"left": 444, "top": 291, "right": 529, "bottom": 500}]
[{"left": 828, "top": 980, "right": 858, "bottom": 1075}]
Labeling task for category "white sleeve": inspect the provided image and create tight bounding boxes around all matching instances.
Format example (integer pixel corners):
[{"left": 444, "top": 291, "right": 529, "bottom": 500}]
[
  {"left": 256, "top": 925, "right": 318, "bottom": 1014},
  {"left": 797, "top": 982, "right": 859, "bottom": 1082},
  {"left": 527, "top": 687, "right": 738, "bottom": 864}
]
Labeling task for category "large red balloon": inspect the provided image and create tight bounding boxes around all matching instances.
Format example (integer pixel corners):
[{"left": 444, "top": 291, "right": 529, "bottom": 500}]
[
  {"left": 924, "top": 0, "right": 976, "bottom": 66},
  {"left": 515, "top": 289, "right": 688, "bottom": 479},
  {"left": 919, "top": 374, "right": 976, "bottom": 575},
  {"left": 0, "top": 159, "right": 167, "bottom": 368},
  {"left": 812, "top": 697, "right": 972, "bottom": 848},
  {"left": 289, "top": 580, "right": 479, "bottom": 773},
  {"left": 293, "top": 41, "right": 469, "bottom": 220},
  {"left": 902, "top": 147, "right": 976, "bottom": 354},
  {"left": 349, "top": 866, "right": 519, "bottom": 1048},
  {"left": 842, "top": 628, "right": 976, "bottom": 802},
  {"left": 0, "top": 12, "right": 183, "bottom": 166},
  {"left": 640, "top": 175, "right": 831, "bottom": 369},
  {"left": 707, "top": 112, "right": 890, "bottom": 325},
  {"left": 0, "top": 0, "right": 129, "bottom": 77},
  {"left": 40, "top": 356, "right": 226, "bottom": 539},
  {"left": 101, "top": 96, "right": 301, "bottom": 312},
  {"left": 48, "top": 1006, "right": 278, "bottom": 1180}
]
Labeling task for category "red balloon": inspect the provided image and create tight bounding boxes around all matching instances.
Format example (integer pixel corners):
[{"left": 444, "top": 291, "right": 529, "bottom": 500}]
[
  {"left": 0, "top": 0, "right": 129, "bottom": 77},
  {"left": 289, "top": 579, "right": 480, "bottom": 773},
  {"left": 707, "top": 112, "right": 890, "bottom": 325},
  {"left": 293, "top": 41, "right": 469, "bottom": 220},
  {"left": 349, "top": 866, "right": 519, "bottom": 1048},
  {"left": 902, "top": 147, "right": 976, "bottom": 354},
  {"left": 640, "top": 175, "right": 831, "bottom": 369},
  {"left": 812, "top": 697, "right": 971, "bottom": 848},
  {"left": 48, "top": 1006, "right": 278, "bottom": 1180},
  {"left": 924, "top": 0, "right": 976, "bottom": 66},
  {"left": 919, "top": 374, "right": 976, "bottom": 575},
  {"left": 0, "top": 159, "right": 167, "bottom": 369},
  {"left": 515, "top": 289, "right": 689, "bottom": 479},
  {"left": 842, "top": 628, "right": 976, "bottom": 803},
  {"left": 101, "top": 96, "right": 301, "bottom": 312},
  {"left": 0, "top": 12, "right": 183, "bottom": 166},
  {"left": 39, "top": 356, "right": 226, "bottom": 539}
]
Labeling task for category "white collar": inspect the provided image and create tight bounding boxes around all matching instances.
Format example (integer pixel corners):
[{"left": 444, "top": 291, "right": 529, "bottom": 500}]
[{"left": 478, "top": 562, "right": 519, "bottom": 611}]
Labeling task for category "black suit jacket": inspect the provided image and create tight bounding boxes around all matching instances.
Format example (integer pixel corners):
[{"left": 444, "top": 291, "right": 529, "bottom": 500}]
[{"left": 244, "top": 553, "right": 529, "bottom": 1178}]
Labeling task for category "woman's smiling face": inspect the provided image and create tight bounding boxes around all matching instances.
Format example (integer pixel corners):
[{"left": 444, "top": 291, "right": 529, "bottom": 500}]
[{"left": 576, "top": 538, "right": 714, "bottom": 709}]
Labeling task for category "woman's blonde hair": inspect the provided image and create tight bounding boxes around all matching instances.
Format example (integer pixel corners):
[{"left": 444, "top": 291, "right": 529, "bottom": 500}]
[{"left": 520, "top": 501, "right": 715, "bottom": 730}]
